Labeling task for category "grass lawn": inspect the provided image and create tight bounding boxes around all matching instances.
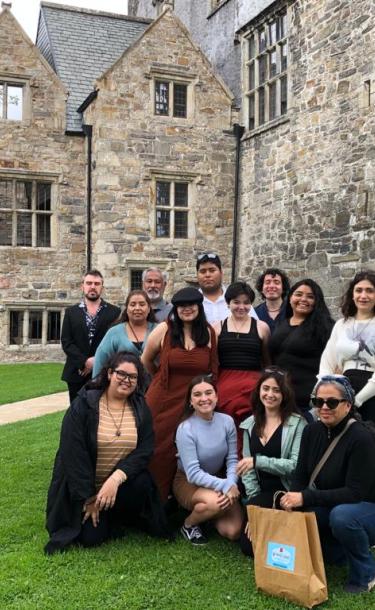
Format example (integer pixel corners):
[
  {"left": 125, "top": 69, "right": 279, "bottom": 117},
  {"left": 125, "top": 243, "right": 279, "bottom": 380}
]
[
  {"left": 1, "top": 414, "right": 373, "bottom": 610},
  {"left": 0, "top": 363, "right": 66, "bottom": 405}
]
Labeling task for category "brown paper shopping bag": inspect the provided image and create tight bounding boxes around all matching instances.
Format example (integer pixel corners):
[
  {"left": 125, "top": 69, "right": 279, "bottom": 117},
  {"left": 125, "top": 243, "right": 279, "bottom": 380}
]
[{"left": 248, "top": 504, "right": 328, "bottom": 608}]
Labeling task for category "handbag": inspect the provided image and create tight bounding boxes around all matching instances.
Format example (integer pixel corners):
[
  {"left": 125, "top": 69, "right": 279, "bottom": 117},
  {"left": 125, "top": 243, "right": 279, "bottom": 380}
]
[{"left": 248, "top": 494, "right": 328, "bottom": 608}]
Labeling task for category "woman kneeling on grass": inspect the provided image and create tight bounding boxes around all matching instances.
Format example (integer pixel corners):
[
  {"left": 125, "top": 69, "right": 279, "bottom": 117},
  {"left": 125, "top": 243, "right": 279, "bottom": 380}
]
[
  {"left": 173, "top": 375, "right": 243, "bottom": 545},
  {"left": 45, "top": 351, "right": 169, "bottom": 555}
]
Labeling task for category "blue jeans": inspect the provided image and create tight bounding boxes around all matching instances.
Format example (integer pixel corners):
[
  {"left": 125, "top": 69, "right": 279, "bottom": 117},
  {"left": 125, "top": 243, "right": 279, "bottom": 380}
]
[{"left": 311, "top": 503, "right": 375, "bottom": 587}]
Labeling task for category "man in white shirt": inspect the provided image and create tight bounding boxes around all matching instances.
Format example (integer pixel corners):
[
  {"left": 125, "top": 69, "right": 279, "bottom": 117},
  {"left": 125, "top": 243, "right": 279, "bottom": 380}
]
[{"left": 196, "top": 253, "right": 257, "bottom": 323}]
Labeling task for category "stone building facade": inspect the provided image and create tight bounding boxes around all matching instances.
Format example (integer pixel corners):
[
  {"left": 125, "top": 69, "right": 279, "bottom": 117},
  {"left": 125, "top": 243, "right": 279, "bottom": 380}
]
[
  {"left": 131, "top": 0, "right": 375, "bottom": 312},
  {"left": 0, "top": 4, "right": 236, "bottom": 361}
]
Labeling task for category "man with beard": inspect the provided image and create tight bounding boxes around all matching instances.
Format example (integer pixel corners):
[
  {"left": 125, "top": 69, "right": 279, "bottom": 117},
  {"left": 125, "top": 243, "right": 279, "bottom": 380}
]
[
  {"left": 255, "top": 267, "right": 290, "bottom": 333},
  {"left": 61, "top": 269, "right": 120, "bottom": 402},
  {"left": 196, "top": 253, "right": 257, "bottom": 324},
  {"left": 142, "top": 267, "right": 172, "bottom": 322}
]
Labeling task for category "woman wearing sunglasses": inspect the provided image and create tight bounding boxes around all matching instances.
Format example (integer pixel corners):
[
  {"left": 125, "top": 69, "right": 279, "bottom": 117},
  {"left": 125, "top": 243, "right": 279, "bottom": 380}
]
[
  {"left": 280, "top": 375, "right": 375, "bottom": 595},
  {"left": 320, "top": 270, "right": 375, "bottom": 423},
  {"left": 45, "top": 351, "right": 169, "bottom": 555},
  {"left": 238, "top": 367, "right": 306, "bottom": 556}
]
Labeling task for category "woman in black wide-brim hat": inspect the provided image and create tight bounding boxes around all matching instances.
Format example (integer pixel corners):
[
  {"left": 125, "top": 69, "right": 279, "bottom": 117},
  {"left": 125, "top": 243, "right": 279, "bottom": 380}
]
[{"left": 142, "top": 287, "right": 218, "bottom": 503}]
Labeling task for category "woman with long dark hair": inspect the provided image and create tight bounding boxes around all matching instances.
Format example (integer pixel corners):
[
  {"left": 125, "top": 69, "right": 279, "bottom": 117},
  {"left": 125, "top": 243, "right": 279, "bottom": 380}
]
[
  {"left": 238, "top": 367, "right": 306, "bottom": 555},
  {"left": 269, "top": 279, "right": 334, "bottom": 418},
  {"left": 320, "top": 270, "right": 375, "bottom": 423},
  {"left": 173, "top": 375, "right": 242, "bottom": 545},
  {"left": 93, "top": 290, "right": 157, "bottom": 376},
  {"left": 45, "top": 351, "right": 169, "bottom": 555},
  {"left": 142, "top": 287, "right": 218, "bottom": 502}
]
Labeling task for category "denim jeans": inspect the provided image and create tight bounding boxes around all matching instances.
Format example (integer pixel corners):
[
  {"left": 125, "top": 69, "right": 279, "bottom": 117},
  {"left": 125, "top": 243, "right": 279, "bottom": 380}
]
[{"left": 311, "top": 503, "right": 375, "bottom": 587}]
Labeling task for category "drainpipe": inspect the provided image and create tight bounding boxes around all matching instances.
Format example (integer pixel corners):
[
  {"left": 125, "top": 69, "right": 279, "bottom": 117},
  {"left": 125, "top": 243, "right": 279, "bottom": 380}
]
[
  {"left": 231, "top": 123, "right": 245, "bottom": 282},
  {"left": 82, "top": 124, "right": 93, "bottom": 270}
]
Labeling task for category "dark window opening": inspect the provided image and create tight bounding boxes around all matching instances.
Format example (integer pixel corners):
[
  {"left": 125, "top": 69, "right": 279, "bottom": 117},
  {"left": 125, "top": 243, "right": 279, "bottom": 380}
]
[
  {"left": 173, "top": 84, "right": 187, "bottom": 117},
  {"left": 130, "top": 269, "right": 143, "bottom": 290},
  {"left": 47, "top": 311, "right": 61, "bottom": 343},
  {"left": 9, "top": 311, "right": 24, "bottom": 345},
  {"left": 29, "top": 311, "right": 43, "bottom": 344}
]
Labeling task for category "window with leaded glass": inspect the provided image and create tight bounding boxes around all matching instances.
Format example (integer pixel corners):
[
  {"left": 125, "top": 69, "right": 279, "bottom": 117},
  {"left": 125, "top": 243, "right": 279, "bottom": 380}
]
[
  {"left": 0, "top": 82, "right": 23, "bottom": 120},
  {"left": 154, "top": 80, "right": 188, "bottom": 118},
  {"left": 244, "top": 9, "right": 289, "bottom": 131},
  {"left": 155, "top": 180, "right": 189, "bottom": 239},
  {"left": 0, "top": 177, "right": 53, "bottom": 247},
  {"left": 130, "top": 269, "right": 144, "bottom": 290}
]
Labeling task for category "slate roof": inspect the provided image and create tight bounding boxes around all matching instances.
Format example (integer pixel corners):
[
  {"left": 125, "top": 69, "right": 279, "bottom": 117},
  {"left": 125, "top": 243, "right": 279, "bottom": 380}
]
[{"left": 36, "top": 2, "right": 151, "bottom": 132}]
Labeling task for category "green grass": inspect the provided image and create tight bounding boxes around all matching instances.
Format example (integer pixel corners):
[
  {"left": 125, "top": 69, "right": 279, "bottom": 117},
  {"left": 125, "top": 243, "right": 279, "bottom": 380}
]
[
  {"left": 0, "top": 414, "right": 372, "bottom": 610},
  {"left": 0, "top": 363, "right": 66, "bottom": 405}
]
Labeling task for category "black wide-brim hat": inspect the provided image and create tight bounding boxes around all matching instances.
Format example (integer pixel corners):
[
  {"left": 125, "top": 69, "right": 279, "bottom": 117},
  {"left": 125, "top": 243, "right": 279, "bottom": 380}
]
[{"left": 171, "top": 287, "right": 203, "bottom": 306}]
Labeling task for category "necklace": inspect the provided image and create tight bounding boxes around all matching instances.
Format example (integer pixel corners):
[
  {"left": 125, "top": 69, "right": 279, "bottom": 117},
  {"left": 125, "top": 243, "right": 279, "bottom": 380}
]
[
  {"left": 230, "top": 316, "right": 249, "bottom": 339},
  {"left": 266, "top": 305, "right": 281, "bottom": 313},
  {"left": 127, "top": 322, "right": 145, "bottom": 354},
  {"left": 105, "top": 393, "right": 127, "bottom": 437}
]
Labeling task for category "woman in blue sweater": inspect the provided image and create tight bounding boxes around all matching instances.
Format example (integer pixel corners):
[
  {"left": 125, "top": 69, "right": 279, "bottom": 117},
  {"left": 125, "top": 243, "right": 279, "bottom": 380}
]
[{"left": 173, "top": 375, "right": 243, "bottom": 545}]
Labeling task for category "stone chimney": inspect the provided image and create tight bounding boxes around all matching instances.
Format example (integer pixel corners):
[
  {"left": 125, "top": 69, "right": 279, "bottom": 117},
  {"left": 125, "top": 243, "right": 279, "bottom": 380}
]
[
  {"left": 1, "top": 1, "right": 12, "bottom": 9},
  {"left": 153, "top": 0, "right": 174, "bottom": 16}
]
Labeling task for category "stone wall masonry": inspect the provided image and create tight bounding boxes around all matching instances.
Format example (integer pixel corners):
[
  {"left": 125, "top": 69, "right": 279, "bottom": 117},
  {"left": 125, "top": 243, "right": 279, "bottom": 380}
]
[
  {"left": 85, "top": 10, "right": 236, "bottom": 305},
  {"left": 0, "top": 10, "right": 87, "bottom": 361},
  {"left": 238, "top": 0, "right": 375, "bottom": 314}
]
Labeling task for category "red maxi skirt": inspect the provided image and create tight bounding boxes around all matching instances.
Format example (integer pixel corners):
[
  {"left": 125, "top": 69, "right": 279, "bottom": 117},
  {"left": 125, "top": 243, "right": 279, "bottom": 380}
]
[{"left": 217, "top": 369, "right": 261, "bottom": 455}]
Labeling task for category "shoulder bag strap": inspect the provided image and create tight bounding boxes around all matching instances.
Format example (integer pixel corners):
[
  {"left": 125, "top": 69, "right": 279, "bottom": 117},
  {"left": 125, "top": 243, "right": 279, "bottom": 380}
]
[{"left": 309, "top": 418, "right": 356, "bottom": 488}]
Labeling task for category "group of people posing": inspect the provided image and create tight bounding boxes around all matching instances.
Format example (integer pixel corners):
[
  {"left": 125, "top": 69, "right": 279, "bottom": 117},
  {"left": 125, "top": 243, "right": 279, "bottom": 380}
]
[{"left": 45, "top": 255, "right": 375, "bottom": 596}]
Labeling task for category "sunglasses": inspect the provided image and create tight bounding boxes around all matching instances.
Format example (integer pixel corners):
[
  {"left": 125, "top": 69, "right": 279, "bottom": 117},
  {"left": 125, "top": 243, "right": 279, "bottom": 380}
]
[
  {"left": 197, "top": 252, "right": 219, "bottom": 261},
  {"left": 113, "top": 370, "right": 138, "bottom": 383},
  {"left": 311, "top": 397, "right": 347, "bottom": 410}
]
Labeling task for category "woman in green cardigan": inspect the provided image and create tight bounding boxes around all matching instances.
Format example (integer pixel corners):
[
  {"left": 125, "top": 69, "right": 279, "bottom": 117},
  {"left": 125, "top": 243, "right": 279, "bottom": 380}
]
[{"left": 237, "top": 366, "right": 306, "bottom": 555}]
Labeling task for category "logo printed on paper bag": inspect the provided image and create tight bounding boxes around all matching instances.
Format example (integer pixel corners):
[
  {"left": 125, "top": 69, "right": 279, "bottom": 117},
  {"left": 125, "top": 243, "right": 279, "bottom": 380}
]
[{"left": 266, "top": 542, "right": 296, "bottom": 571}]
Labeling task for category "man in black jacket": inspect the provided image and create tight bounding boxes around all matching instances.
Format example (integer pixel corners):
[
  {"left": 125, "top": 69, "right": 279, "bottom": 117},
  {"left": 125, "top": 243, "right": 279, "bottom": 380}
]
[{"left": 61, "top": 269, "right": 120, "bottom": 402}]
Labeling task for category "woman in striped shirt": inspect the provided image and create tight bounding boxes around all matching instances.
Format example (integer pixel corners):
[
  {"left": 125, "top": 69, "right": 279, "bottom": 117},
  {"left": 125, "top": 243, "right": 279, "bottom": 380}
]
[{"left": 45, "top": 351, "right": 169, "bottom": 555}]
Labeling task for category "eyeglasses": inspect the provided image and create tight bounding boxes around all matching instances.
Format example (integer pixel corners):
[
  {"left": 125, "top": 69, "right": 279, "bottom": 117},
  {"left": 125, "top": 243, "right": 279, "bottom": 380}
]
[
  {"left": 311, "top": 397, "right": 347, "bottom": 410},
  {"left": 113, "top": 370, "right": 138, "bottom": 383}
]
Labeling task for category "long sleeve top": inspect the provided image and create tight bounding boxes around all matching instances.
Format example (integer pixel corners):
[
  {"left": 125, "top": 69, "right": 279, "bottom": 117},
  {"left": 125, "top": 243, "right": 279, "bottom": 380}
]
[
  {"left": 240, "top": 413, "right": 306, "bottom": 499},
  {"left": 93, "top": 321, "right": 157, "bottom": 377},
  {"left": 290, "top": 415, "right": 375, "bottom": 507},
  {"left": 319, "top": 317, "right": 375, "bottom": 406},
  {"left": 175, "top": 412, "right": 238, "bottom": 494}
]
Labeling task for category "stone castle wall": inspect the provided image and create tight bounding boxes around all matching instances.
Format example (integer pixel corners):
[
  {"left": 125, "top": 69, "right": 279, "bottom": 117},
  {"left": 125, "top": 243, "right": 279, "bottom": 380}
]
[
  {"left": 84, "top": 10, "right": 236, "bottom": 305},
  {"left": 0, "top": 10, "right": 86, "bottom": 361},
  {"left": 238, "top": 0, "right": 375, "bottom": 312}
]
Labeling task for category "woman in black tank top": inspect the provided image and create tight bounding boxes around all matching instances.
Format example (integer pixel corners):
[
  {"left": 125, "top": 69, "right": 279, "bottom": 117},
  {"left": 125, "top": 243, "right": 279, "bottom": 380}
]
[{"left": 213, "top": 282, "right": 270, "bottom": 452}]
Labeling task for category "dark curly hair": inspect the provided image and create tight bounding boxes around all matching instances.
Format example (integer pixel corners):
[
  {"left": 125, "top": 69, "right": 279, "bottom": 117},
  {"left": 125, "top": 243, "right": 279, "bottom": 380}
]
[
  {"left": 341, "top": 270, "right": 375, "bottom": 319},
  {"left": 286, "top": 279, "right": 334, "bottom": 344},
  {"left": 224, "top": 281, "right": 255, "bottom": 304},
  {"left": 255, "top": 268, "right": 290, "bottom": 300},
  {"left": 251, "top": 367, "right": 299, "bottom": 436},
  {"left": 87, "top": 351, "right": 147, "bottom": 393}
]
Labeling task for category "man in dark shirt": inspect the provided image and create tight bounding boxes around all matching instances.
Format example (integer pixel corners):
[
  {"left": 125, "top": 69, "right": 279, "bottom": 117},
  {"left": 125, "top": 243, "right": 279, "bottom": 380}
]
[
  {"left": 61, "top": 269, "right": 120, "bottom": 402},
  {"left": 255, "top": 267, "right": 290, "bottom": 333}
]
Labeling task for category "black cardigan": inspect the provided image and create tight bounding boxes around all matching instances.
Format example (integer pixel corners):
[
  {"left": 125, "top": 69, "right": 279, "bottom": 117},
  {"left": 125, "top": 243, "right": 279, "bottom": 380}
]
[
  {"left": 291, "top": 414, "right": 375, "bottom": 507},
  {"left": 45, "top": 387, "right": 159, "bottom": 553}
]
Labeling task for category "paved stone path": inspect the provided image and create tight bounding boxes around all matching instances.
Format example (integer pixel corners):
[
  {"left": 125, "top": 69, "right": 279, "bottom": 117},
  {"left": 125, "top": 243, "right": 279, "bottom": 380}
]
[{"left": 0, "top": 391, "right": 69, "bottom": 425}]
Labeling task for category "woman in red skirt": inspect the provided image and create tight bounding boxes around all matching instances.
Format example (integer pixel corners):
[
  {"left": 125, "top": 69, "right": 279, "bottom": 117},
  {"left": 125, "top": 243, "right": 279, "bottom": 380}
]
[{"left": 213, "top": 282, "right": 270, "bottom": 453}]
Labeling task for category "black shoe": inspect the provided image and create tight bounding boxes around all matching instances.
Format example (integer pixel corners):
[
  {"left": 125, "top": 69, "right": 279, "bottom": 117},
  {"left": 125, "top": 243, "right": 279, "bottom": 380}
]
[{"left": 180, "top": 524, "right": 208, "bottom": 545}]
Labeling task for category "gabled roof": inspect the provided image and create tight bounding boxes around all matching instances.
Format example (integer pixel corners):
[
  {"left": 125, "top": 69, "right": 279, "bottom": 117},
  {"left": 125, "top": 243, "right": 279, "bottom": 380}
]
[{"left": 36, "top": 2, "right": 151, "bottom": 132}]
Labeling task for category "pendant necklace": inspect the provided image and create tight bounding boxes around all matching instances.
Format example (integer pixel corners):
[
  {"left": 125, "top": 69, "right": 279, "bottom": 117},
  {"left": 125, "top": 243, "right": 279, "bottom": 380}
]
[
  {"left": 106, "top": 393, "right": 126, "bottom": 437},
  {"left": 127, "top": 322, "right": 145, "bottom": 354},
  {"left": 230, "top": 317, "right": 248, "bottom": 339}
]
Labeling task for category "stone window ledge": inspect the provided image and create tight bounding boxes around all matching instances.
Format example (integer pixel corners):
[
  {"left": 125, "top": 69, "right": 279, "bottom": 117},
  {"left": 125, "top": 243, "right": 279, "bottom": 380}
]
[
  {"left": 242, "top": 114, "right": 289, "bottom": 141},
  {"left": 208, "top": 0, "right": 232, "bottom": 20}
]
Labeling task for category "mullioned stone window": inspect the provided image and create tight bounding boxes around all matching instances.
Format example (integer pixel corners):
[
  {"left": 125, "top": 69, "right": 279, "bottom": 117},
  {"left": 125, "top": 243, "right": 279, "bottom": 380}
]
[
  {"left": 155, "top": 80, "right": 187, "bottom": 117},
  {"left": 0, "top": 177, "right": 53, "bottom": 247},
  {"left": 243, "top": 9, "right": 288, "bottom": 131},
  {"left": 0, "top": 80, "right": 23, "bottom": 120},
  {"left": 155, "top": 179, "right": 189, "bottom": 238},
  {"left": 9, "top": 308, "right": 61, "bottom": 345}
]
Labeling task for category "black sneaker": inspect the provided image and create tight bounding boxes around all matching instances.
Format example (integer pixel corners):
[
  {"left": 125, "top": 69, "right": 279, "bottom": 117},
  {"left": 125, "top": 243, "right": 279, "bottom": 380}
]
[{"left": 180, "top": 524, "right": 208, "bottom": 545}]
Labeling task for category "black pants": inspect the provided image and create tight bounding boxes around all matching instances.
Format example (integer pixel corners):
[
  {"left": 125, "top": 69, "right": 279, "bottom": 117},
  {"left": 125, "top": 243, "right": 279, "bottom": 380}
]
[
  {"left": 67, "top": 379, "right": 88, "bottom": 404},
  {"left": 77, "top": 471, "right": 169, "bottom": 548},
  {"left": 345, "top": 369, "right": 375, "bottom": 424}
]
